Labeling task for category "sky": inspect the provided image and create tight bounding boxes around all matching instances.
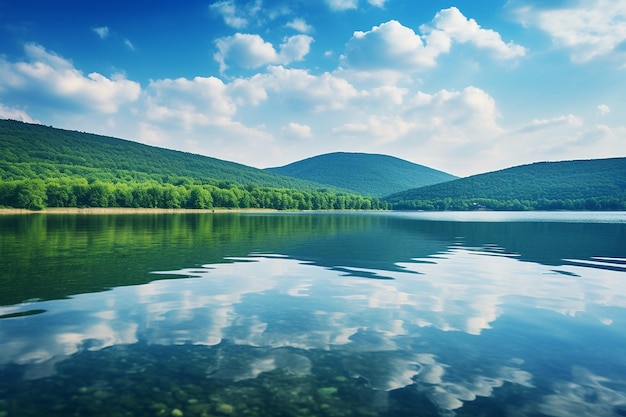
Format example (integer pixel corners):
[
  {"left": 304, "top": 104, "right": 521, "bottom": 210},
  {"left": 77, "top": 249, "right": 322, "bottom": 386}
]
[{"left": 0, "top": 0, "right": 625, "bottom": 177}]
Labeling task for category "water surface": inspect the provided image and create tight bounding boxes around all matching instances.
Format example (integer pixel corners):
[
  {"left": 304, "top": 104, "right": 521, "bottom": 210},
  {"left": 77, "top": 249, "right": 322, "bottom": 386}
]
[{"left": 1, "top": 212, "right": 625, "bottom": 417}]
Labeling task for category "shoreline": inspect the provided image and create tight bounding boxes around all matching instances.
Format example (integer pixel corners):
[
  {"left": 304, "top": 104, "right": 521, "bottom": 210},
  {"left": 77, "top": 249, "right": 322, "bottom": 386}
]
[{"left": 0, "top": 207, "right": 279, "bottom": 215}]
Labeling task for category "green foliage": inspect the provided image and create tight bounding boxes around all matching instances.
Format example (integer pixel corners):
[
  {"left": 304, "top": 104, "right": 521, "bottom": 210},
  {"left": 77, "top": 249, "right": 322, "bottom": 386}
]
[
  {"left": 0, "top": 178, "right": 386, "bottom": 211},
  {"left": 0, "top": 120, "right": 345, "bottom": 191},
  {"left": 384, "top": 158, "right": 626, "bottom": 211},
  {"left": 266, "top": 152, "right": 457, "bottom": 197},
  {"left": 0, "top": 120, "right": 385, "bottom": 211}
]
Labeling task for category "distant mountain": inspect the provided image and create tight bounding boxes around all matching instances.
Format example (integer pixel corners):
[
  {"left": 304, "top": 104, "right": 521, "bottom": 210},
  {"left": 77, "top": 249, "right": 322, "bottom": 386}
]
[
  {"left": 0, "top": 120, "right": 384, "bottom": 210},
  {"left": 383, "top": 158, "right": 626, "bottom": 210},
  {"left": 266, "top": 152, "right": 458, "bottom": 197}
]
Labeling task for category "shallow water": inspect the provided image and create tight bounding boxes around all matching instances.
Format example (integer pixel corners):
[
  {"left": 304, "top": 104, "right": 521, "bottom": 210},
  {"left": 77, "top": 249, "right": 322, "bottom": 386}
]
[{"left": 1, "top": 212, "right": 625, "bottom": 416}]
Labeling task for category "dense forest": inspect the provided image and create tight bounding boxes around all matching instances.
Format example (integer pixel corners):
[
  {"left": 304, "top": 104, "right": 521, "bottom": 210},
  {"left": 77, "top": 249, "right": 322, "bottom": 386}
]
[
  {"left": 383, "top": 158, "right": 626, "bottom": 210},
  {"left": 267, "top": 152, "right": 457, "bottom": 197},
  {"left": 0, "top": 120, "right": 384, "bottom": 210}
]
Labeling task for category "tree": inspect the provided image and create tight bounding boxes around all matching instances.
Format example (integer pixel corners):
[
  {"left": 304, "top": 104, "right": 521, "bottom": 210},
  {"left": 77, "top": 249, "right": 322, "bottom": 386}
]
[{"left": 16, "top": 180, "right": 47, "bottom": 210}]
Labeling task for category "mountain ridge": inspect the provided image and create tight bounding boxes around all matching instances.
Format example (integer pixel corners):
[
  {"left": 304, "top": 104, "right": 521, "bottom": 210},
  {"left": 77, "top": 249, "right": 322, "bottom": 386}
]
[
  {"left": 383, "top": 157, "right": 626, "bottom": 210},
  {"left": 266, "top": 152, "right": 458, "bottom": 197}
]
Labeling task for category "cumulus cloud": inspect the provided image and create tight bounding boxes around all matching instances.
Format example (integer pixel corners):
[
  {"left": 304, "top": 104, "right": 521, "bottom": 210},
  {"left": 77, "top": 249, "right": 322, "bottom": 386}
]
[
  {"left": 597, "top": 104, "right": 610, "bottom": 116},
  {"left": 255, "top": 66, "right": 361, "bottom": 112},
  {"left": 341, "top": 8, "right": 524, "bottom": 74},
  {"left": 286, "top": 18, "right": 313, "bottom": 33},
  {"left": 136, "top": 74, "right": 277, "bottom": 164},
  {"left": 145, "top": 76, "right": 237, "bottom": 130},
  {"left": 516, "top": 0, "right": 626, "bottom": 63},
  {"left": 428, "top": 7, "right": 526, "bottom": 59},
  {"left": 209, "top": 0, "right": 252, "bottom": 29},
  {"left": 92, "top": 26, "right": 109, "bottom": 39},
  {"left": 405, "top": 86, "right": 502, "bottom": 135},
  {"left": 341, "top": 20, "right": 448, "bottom": 72},
  {"left": 282, "top": 122, "right": 313, "bottom": 139},
  {"left": 214, "top": 33, "right": 313, "bottom": 72},
  {"left": 0, "top": 43, "right": 140, "bottom": 114}
]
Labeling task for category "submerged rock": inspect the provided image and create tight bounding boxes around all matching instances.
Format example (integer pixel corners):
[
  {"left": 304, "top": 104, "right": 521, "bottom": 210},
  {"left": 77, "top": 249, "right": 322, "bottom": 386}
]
[{"left": 216, "top": 403, "right": 234, "bottom": 415}]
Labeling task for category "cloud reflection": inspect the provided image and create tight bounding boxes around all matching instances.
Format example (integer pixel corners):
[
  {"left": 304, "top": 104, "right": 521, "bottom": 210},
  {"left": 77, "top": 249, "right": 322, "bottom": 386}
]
[{"left": 1, "top": 250, "right": 625, "bottom": 414}]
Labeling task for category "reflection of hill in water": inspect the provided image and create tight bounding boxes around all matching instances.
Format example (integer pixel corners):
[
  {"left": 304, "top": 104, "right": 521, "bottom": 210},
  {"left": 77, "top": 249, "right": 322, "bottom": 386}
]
[
  {"left": 421, "top": 220, "right": 624, "bottom": 267},
  {"left": 1, "top": 213, "right": 623, "bottom": 305}
]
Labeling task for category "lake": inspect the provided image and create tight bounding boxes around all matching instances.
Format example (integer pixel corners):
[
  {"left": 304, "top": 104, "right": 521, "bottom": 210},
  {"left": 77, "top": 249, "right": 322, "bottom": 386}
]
[{"left": 1, "top": 211, "right": 625, "bottom": 417}]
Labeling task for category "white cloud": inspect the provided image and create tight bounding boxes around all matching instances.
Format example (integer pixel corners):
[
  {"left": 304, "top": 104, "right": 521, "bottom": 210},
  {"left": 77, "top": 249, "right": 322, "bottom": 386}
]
[
  {"left": 286, "top": 18, "right": 313, "bottom": 33},
  {"left": 516, "top": 114, "right": 583, "bottom": 134},
  {"left": 341, "top": 20, "right": 448, "bottom": 72},
  {"left": 326, "top": 0, "right": 359, "bottom": 11},
  {"left": 506, "top": 116, "right": 626, "bottom": 171},
  {"left": 283, "top": 122, "right": 313, "bottom": 139},
  {"left": 341, "top": 8, "right": 524, "bottom": 74},
  {"left": 279, "top": 35, "right": 315, "bottom": 63},
  {"left": 597, "top": 104, "right": 610, "bottom": 116},
  {"left": 256, "top": 66, "right": 361, "bottom": 112},
  {"left": 1, "top": 34, "right": 621, "bottom": 179},
  {"left": 333, "top": 115, "right": 415, "bottom": 143},
  {"left": 209, "top": 0, "right": 249, "bottom": 29},
  {"left": 214, "top": 33, "right": 313, "bottom": 72},
  {"left": 405, "top": 86, "right": 502, "bottom": 135},
  {"left": 124, "top": 39, "right": 135, "bottom": 51},
  {"left": 142, "top": 75, "right": 267, "bottom": 142},
  {"left": 0, "top": 43, "right": 140, "bottom": 114},
  {"left": 516, "top": 0, "right": 626, "bottom": 63},
  {"left": 0, "top": 103, "right": 37, "bottom": 123},
  {"left": 429, "top": 7, "right": 526, "bottom": 59},
  {"left": 92, "top": 26, "right": 109, "bottom": 39},
  {"left": 325, "top": 0, "right": 386, "bottom": 10}
]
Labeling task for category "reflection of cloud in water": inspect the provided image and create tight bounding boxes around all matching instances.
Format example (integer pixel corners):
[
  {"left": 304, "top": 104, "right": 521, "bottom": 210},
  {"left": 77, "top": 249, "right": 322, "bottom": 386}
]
[
  {"left": 206, "top": 346, "right": 312, "bottom": 382},
  {"left": 414, "top": 354, "right": 534, "bottom": 412},
  {"left": 343, "top": 352, "right": 422, "bottom": 391},
  {"left": 538, "top": 366, "right": 626, "bottom": 417},
  {"left": 1, "top": 252, "right": 625, "bottom": 415},
  {"left": 340, "top": 350, "right": 534, "bottom": 412}
]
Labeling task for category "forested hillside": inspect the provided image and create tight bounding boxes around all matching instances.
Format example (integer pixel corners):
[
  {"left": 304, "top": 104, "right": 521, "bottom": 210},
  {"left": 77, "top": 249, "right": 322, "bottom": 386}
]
[
  {"left": 266, "top": 152, "right": 457, "bottom": 197},
  {"left": 0, "top": 120, "right": 384, "bottom": 210},
  {"left": 384, "top": 158, "right": 626, "bottom": 210}
]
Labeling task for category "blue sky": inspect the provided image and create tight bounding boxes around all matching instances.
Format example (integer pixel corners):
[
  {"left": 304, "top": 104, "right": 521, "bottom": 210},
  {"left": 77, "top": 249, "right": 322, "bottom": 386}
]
[{"left": 1, "top": 0, "right": 624, "bottom": 176}]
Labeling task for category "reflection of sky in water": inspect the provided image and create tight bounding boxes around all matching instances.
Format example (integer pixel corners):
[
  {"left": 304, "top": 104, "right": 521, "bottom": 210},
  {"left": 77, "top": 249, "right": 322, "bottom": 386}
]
[{"left": 1, "top": 247, "right": 626, "bottom": 415}]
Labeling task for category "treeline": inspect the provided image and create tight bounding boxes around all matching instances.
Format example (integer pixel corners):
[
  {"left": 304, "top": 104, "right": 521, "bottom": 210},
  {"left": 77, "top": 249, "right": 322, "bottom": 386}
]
[
  {"left": 0, "top": 178, "right": 386, "bottom": 211},
  {"left": 390, "top": 197, "right": 626, "bottom": 211}
]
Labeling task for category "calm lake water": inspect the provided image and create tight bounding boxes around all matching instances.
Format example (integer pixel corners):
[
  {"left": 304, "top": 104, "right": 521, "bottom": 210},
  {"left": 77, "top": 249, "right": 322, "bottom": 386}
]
[{"left": 1, "top": 211, "right": 625, "bottom": 417}]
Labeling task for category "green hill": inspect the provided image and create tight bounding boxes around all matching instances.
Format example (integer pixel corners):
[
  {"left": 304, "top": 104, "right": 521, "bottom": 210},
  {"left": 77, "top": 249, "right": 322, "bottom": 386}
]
[
  {"left": 383, "top": 158, "right": 626, "bottom": 210},
  {"left": 0, "top": 120, "right": 384, "bottom": 210},
  {"left": 266, "top": 152, "right": 457, "bottom": 197},
  {"left": 0, "top": 120, "right": 333, "bottom": 189}
]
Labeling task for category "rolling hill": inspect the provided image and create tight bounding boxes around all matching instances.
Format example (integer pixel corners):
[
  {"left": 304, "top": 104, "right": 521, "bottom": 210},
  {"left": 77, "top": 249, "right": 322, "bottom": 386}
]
[
  {"left": 266, "top": 152, "right": 458, "bottom": 197},
  {"left": 383, "top": 158, "right": 626, "bottom": 210},
  {"left": 0, "top": 120, "right": 383, "bottom": 210},
  {"left": 0, "top": 119, "right": 335, "bottom": 190}
]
